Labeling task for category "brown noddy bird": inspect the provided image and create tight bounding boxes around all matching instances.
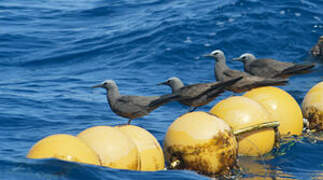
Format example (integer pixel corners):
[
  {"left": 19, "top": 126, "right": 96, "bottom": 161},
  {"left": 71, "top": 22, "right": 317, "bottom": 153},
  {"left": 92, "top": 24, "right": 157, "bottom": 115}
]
[
  {"left": 204, "top": 50, "right": 288, "bottom": 93},
  {"left": 159, "top": 76, "right": 243, "bottom": 112},
  {"left": 310, "top": 36, "right": 323, "bottom": 58},
  {"left": 232, "top": 53, "right": 315, "bottom": 78},
  {"left": 92, "top": 80, "right": 180, "bottom": 124}
]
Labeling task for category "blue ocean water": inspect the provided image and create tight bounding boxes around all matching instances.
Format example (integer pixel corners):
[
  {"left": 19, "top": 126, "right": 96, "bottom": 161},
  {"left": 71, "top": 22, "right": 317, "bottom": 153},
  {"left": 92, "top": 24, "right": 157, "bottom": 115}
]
[{"left": 1, "top": 0, "right": 323, "bottom": 179}]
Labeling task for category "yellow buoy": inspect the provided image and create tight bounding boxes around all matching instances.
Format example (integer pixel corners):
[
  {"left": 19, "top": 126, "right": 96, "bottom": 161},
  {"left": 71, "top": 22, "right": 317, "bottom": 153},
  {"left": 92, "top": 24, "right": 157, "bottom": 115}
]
[
  {"left": 243, "top": 86, "right": 303, "bottom": 136},
  {"left": 302, "top": 81, "right": 323, "bottom": 131},
  {"left": 164, "top": 111, "right": 238, "bottom": 176},
  {"left": 27, "top": 134, "right": 100, "bottom": 166},
  {"left": 116, "top": 125, "right": 165, "bottom": 171},
  {"left": 77, "top": 126, "right": 139, "bottom": 170},
  {"left": 210, "top": 96, "right": 275, "bottom": 156}
]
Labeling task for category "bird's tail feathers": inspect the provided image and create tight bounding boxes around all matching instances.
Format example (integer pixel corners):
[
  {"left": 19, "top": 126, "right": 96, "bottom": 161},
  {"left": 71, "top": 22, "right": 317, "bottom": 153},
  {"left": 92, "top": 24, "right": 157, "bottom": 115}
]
[
  {"left": 210, "top": 76, "right": 243, "bottom": 89},
  {"left": 192, "top": 76, "right": 243, "bottom": 99},
  {"left": 254, "top": 78, "right": 288, "bottom": 87},
  {"left": 148, "top": 94, "right": 180, "bottom": 108},
  {"left": 202, "top": 76, "right": 243, "bottom": 96},
  {"left": 276, "top": 63, "right": 315, "bottom": 77}
]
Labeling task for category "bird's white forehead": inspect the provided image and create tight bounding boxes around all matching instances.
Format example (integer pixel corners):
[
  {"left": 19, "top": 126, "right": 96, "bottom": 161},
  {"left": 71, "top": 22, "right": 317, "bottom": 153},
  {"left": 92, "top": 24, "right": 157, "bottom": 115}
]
[
  {"left": 102, "top": 80, "right": 115, "bottom": 84},
  {"left": 240, "top": 53, "right": 252, "bottom": 57},
  {"left": 210, "top": 49, "right": 223, "bottom": 55},
  {"left": 240, "top": 53, "right": 255, "bottom": 58},
  {"left": 168, "top": 77, "right": 180, "bottom": 81}
]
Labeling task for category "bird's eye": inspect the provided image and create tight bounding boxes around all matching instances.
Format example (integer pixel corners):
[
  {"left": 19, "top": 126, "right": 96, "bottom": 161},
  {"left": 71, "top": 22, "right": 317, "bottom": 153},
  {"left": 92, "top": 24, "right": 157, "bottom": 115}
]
[{"left": 242, "top": 56, "right": 246, "bottom": 60}]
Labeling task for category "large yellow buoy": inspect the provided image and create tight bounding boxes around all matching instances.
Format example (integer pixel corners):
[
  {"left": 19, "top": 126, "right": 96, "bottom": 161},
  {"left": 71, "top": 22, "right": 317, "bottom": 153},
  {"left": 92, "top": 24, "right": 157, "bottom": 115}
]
[
  {"left": 210, "top": 96, "right": 276, "bottom": 156},
  {"left": 302, "top": 81, "right": 323, "bottom": 131},
  {"left": 77, "top": 126, "right": 139, "bottom": 170},
  {"left": 164, "top": 111, "right": 238, "bottom": 176},
  {"left": 243, "top": 86, "right": 303, "bottom": 136},
  {"left": 116, "top": 125, "right": 165, "bottom": 171},
  {"left": 27, "top": 134, "right": 100, "bottom": 166}
]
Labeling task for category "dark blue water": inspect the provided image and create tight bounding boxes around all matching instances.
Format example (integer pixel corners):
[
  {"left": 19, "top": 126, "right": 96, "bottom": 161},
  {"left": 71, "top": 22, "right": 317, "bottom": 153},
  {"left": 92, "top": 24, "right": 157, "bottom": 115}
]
[{"left": 1, "top": 0, "right": 323, "bottom": 179}]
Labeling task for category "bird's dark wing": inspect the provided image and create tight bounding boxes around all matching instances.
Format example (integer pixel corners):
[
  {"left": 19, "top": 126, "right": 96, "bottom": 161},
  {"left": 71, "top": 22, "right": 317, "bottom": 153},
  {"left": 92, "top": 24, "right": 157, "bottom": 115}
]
[
  {"left": 118, "top": 95, "right": 159, "bottom": 107},
  {"left": 114, "top": 95, "right": 159, "bottom": 115},
  {"left": 247, "top": 59, "right": 292, "bottom": 77},
  {"left": 223, "top": 69, "right": 248, "bottom": 79},
  {"left": 177, "top": 77, "right": 243, "bottom": 100},
  {"left": 176, "top": 83, "right": 213, "bottom": 99},
  {"left": 222, "top": 68, "right": 288, "bottom": 93}
]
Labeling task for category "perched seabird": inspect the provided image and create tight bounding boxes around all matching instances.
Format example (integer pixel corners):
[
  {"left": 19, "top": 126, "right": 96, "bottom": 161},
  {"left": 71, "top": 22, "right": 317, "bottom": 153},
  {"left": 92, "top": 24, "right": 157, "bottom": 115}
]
[
  {"left": 232, "top": 53, "right": 315, "bottom": 78},
  {"left": 92, "top": 80, "right": 179, "bottom": 124},
  {"left": 159, "top": 76, "right": 243, "bottom": 112},
  {"left": 310, "top": 36, "right": 323, "bottom": 58},
  {"left": 204, "top": 50, "right": 288, "bottom": 93}
]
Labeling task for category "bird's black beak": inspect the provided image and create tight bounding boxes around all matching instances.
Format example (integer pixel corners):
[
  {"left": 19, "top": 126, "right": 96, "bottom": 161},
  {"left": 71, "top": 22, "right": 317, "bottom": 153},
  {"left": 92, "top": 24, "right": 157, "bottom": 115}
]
[
  {"left": 92, "top": 84, "right": 103, "bottom": 88},
  {"left": 157, "top": 81, "right": 168, "bottom": 86},
  {"left": 204, "top": 54, "right": 219, "bottom": 62},
  {"left": 203, "top": 54, "right": 213, "bottom": 58}
]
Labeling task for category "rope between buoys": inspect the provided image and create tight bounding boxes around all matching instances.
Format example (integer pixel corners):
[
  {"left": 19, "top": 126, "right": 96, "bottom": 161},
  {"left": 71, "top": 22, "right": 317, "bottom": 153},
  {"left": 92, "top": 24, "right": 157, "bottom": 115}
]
[
  {"left": 233, "top": 121, "right": 280, "bottom": 136},
  {"left": 233, "top": 121, "right": 280, "bottom": 179}
]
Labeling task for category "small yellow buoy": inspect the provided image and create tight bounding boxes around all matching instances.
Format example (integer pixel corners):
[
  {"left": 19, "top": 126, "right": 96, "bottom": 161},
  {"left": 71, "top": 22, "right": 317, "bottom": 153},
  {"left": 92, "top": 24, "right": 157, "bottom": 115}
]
[
  {"left": 116, "top": 125, "right": 165, "bottom": 171},
  {"left": 243, "top": 86, "right": 303, "bottom": 136},
  {"left": 27, "top": 134, "right": 100, "bottom": 166},
  {"left": 210, "top": 96, "right": 275, "bottom": 156},
  {"left": 302, "top": 81, "right": 323, "bottom": 131},
  {"left": 77, "top": 126, "right": 139, "bottom": 170},
  {"left": 164, "top": 111, "right": 238, "bottom": 176}
]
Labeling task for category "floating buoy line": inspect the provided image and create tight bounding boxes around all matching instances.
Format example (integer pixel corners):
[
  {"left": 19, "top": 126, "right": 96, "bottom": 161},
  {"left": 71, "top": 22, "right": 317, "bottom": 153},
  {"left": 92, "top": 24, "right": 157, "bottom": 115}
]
[{"left": 27, "top": 81, "right": 323, "bottom": 178}]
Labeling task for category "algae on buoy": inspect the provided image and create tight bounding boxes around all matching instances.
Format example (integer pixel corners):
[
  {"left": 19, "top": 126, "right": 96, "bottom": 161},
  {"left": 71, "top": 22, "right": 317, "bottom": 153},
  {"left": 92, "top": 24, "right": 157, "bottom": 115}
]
[
  {"left": 115, "top": 125, "right": 165, "bottom": 171},
  {"left": 210, "top": 96, "right": 276, "bottom": 156},
  {"left": 302, "top": 81, "right": 323, "bottom": 131},
  {"left": 27, "top": 134, "right": 100, "bottom": 166},
  {"left": 164, "top": 111, "right": 238, "bottom": 176},
  {"left": 77, "top": 126, "right": 139, "bottom": 170},
  {"left": 244, "top": 86, "right": 303, "bottom": 136}
]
